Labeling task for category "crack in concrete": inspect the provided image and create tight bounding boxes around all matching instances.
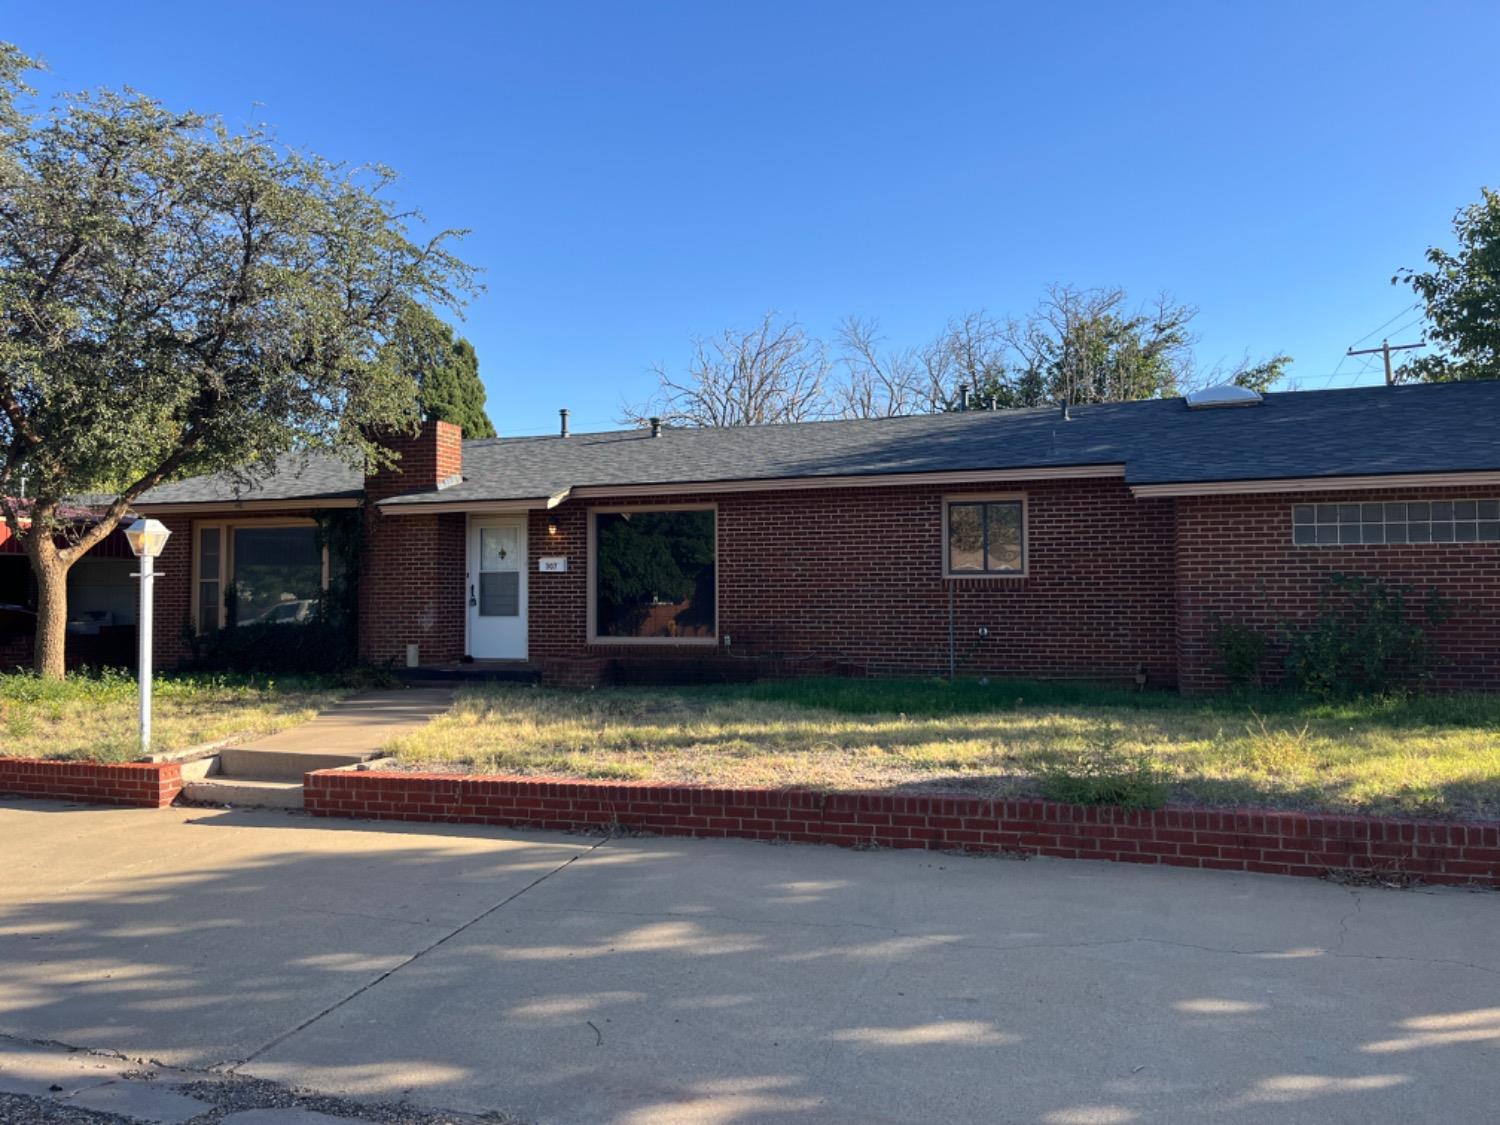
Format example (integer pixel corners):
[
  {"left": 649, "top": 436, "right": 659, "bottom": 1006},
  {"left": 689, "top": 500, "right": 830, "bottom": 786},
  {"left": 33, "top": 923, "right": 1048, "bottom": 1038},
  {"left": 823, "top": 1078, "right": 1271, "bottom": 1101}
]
[
  {"left": 1334, "top": 890, "right": 1362, "bottom": 952},
  {"left": 230, "top": 836, "right": 610, "bottom": 1070}
]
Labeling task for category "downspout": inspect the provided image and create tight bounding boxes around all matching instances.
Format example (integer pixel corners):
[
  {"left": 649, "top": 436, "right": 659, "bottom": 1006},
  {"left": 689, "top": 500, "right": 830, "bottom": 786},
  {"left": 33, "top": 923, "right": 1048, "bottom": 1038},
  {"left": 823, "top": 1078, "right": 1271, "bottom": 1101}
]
[{"left": 947, "top": 583, "right": 956, "bottom": 682}]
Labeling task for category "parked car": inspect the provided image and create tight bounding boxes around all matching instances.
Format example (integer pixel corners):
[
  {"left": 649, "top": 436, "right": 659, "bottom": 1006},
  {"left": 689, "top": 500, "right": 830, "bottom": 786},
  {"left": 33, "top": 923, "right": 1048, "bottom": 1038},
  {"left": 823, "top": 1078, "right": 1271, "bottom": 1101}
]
[{"left": 251, "top": 598, "right": 318, "bottom": 625}]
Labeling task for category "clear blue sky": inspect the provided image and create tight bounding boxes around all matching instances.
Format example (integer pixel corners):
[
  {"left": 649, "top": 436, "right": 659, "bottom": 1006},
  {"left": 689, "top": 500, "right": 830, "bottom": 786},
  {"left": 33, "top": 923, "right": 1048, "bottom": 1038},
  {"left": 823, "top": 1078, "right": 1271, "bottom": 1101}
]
[{"left": 11, "top": 2, "right": 1498, "bottom": 435}]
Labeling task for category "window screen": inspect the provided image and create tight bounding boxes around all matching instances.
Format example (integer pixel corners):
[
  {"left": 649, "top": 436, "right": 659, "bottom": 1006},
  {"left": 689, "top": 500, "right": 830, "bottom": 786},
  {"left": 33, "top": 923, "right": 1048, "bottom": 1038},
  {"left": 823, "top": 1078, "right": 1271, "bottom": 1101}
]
[{"left": 479, "top": 571, "right": 520, "bottom": 616}]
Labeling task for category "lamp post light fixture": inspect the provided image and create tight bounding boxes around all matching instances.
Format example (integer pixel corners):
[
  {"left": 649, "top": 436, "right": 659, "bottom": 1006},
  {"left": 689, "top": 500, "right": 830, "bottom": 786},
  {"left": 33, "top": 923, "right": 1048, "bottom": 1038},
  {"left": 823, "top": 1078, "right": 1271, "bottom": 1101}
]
[{"left": 124, "top": 518, "right": 171, "bottom": 754}]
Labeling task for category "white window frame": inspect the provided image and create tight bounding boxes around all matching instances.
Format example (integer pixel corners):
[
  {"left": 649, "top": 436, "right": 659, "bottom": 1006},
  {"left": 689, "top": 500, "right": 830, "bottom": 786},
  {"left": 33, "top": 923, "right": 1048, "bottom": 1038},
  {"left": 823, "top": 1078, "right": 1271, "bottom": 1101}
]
[
  {"left": 586, "top": 503, "right": 719, "bottom": 645},
  {"left": 942, "top": 493, "right": 1028, "bottom": 579},
  {"left": 190, "top": 517, "right": 330, "bottom": 632}
]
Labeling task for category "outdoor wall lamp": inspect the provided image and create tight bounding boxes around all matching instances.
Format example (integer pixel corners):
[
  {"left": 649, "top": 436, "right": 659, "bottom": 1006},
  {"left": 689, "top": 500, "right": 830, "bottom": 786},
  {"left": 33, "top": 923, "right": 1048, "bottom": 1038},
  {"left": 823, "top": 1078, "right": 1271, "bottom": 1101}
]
[
  {"left": 124, "top": 518, "right": 171, "bottom": 754},
  {"left": 547, "top": 518, "right": 559, "bottom": 536}
]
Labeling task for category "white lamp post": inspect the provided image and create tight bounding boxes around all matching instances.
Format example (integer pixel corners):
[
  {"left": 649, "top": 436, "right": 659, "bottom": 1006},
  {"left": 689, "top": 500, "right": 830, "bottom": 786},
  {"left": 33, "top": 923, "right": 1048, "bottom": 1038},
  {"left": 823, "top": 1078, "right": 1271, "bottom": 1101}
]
[{"left": 124, "top": 518, "right": 171, "bottom": 755}]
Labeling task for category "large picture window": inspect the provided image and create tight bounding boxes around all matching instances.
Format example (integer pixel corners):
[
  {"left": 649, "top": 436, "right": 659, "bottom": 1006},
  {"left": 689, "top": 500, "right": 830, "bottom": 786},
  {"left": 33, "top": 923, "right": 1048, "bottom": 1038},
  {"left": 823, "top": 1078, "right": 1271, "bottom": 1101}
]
[
  {"left": 193, "top": 520, "right": 327, "bottom": 630},
  {"left": 946, "top": 497, "right": 1025, "bottom": 576},
  {"left": 233, "top": 526, "right": 324, "bottom": 624},
  {"left": 591, "top": 508, "right": 716, "bottom": 642}
]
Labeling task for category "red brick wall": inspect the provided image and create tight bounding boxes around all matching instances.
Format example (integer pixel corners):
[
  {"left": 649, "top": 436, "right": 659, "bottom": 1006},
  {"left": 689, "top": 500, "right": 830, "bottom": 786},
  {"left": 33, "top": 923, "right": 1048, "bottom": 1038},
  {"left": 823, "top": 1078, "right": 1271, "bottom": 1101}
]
[
  {"left": 358, "top": 509, "right": 467, "bottom": 666},
  {"left": 305, "top": 771, "right": 1500, "bottom": 887},
  {"left": 530, "top": 477, "right": 1180, "bottom": 684},
  {"left": 150, "top": 470, "right": 1500, "bottom": 692},
  {"left": 1176, "top": 486, "right": 1500, "bottom": 692},
  {"left": 364, "top": 421, "right": 463, "bottom": 500},
  {"left": 153, "top": 513, "right": 195, "bottom": 669},
  {"left": 0, "top": 758, "right": 183, "bottom": 807}
]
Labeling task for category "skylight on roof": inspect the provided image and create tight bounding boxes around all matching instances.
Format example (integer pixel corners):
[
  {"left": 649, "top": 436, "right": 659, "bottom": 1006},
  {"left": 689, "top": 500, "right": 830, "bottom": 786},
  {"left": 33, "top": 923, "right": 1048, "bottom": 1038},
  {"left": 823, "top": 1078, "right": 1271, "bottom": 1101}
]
[{"left": 1184, "top": 384, "right": 1264, "bottom": 410}]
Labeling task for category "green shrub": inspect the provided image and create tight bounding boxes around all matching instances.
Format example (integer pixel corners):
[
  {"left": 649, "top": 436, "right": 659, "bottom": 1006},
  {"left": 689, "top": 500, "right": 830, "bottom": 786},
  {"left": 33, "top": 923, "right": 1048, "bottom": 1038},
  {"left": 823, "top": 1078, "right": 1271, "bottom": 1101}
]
[
  {"left": 1283, "top": 574, "right": 1453, "bottom": 699},
  {"left": 187, "top": 619, "right": 356, "bottom": 675},
  {"left": 1034, "top": 727, "right": 1168, "bottom": 809},
  {"left": 1208, "top": 617, "right": 1269, "bottom": 689}
]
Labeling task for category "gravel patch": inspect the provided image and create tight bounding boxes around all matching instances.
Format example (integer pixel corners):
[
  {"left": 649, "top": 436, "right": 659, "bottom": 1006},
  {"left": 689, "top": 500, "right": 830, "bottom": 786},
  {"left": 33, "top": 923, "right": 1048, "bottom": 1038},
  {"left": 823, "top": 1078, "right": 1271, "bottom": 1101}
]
[
  {"left": 0, "top": 1091, "right": 136, "bottom": 1124},
  {"left": 0, "top": 1070, "right": 518, "bottom": 1125},
  {"left": 174, "top": 1074, "right": 519, "bottom": 1124}
]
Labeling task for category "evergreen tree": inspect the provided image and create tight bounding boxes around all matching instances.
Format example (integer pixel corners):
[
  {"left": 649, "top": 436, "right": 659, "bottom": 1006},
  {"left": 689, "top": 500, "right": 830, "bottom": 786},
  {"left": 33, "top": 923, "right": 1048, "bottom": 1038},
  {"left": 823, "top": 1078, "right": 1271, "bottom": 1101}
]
[{"left": 396, "top": 306, "right": 496, "bottom": 437}]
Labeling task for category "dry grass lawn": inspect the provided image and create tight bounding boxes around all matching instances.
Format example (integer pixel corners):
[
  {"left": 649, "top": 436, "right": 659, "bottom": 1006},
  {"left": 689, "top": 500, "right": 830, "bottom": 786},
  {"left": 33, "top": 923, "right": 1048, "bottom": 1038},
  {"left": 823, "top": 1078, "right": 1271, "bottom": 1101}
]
[
  {"left": 1, "top": 670, "right": 345, "bottom": 763},
  {"left": 385, "top": 678, "right": 1500, "bottom": 820}
]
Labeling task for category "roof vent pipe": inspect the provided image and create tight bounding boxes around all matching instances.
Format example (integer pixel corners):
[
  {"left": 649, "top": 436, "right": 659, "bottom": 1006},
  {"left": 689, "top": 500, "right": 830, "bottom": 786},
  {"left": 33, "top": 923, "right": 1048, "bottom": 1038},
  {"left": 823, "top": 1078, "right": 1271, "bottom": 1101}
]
[
  {"left": 649, "top": 416, "right": 662, "bottom": 438},
  {"left": 1059, "top": 396, "right": 1071, "bottom": 421},
  {"left": 957, "top": 385, "right": 970, "bottom": 412},
  {"left": 559, "top": 408, "right": 569, "bottom": 438}
]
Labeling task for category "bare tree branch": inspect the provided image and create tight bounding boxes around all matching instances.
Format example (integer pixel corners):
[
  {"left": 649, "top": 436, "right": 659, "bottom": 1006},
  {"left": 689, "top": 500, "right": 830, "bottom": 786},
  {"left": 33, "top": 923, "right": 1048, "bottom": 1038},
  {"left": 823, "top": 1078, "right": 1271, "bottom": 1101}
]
[{"left": 621, "top": 312, "right": 832, "bottom": 428}]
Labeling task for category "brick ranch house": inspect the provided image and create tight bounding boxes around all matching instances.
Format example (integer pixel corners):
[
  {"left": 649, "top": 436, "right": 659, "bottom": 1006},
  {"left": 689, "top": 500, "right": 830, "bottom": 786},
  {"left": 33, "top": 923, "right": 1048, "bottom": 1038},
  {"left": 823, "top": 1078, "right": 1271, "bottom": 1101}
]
[{"left": 134, "top": 381, "right": 1500, "bottom": 692}]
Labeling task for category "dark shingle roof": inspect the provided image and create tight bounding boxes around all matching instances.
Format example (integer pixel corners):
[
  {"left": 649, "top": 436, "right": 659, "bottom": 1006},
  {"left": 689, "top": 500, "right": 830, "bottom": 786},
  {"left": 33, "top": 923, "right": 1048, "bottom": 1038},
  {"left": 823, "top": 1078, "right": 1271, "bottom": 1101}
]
[
  {"left": 139, "top": 453, "right": 363, "bottom": 505},
  {"left": 140, "top": 381, "right": 1500, "bottom": 508}
]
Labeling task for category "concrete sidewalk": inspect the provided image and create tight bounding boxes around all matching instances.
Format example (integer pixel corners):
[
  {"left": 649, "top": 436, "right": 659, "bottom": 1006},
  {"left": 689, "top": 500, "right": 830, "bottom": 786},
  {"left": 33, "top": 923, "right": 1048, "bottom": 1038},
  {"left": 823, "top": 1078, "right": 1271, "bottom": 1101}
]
[
  {"left": 2, "top": 799, "right": 1497, "bottom": 1124},
  {"left": 226, "top": 687, "right": 456, "bottom": 756},
  {"left": 183, "top": 687, "right": 456, "bottom": 808}
]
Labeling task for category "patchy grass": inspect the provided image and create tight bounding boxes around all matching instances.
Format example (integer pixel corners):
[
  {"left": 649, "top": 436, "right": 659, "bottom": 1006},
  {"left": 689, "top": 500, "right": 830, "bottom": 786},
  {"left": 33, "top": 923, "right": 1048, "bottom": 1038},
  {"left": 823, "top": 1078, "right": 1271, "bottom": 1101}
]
[
  {"left": 385, "top": 678, "right": 1500, "bottom": 820},
  {"left": 0, "top": 669, "right": 346, "bottom": 763}
]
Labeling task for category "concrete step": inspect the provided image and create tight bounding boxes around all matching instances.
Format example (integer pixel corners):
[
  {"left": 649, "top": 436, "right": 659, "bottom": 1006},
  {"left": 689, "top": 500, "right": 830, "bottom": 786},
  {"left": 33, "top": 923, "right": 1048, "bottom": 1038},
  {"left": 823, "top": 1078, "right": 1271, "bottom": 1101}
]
[
  {"left": 395, "top": 664, "right": 541, "bottom": 686},
  {"left": 181, "top": 777, "right": 304, "bottom": 809},
  {"left": 217, "top": 747, "right": 371, "bottom": 780}
]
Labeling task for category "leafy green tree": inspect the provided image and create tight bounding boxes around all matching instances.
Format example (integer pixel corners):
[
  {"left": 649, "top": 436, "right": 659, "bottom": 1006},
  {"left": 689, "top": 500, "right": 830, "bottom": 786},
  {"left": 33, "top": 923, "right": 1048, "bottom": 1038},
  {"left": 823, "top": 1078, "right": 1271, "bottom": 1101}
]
[
  {"left": 1394, "top": 187, "right": 1500, "bottom": 383},
  {"left": 0, "top": 45, "right": 476, "bottom": 678},
  {"left": 392, "top": 306, "right": 495, "bottom": 437},
  {"left": 1227, "top": 353, "right": 1293, "bottom": 393}
]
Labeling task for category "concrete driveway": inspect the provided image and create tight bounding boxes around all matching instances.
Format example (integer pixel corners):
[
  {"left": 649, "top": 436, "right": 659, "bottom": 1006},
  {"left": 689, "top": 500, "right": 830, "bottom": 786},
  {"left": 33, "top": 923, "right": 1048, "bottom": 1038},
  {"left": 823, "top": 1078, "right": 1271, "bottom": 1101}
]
[{"left": 2, "top": 798, "right": 1497, "bottom": 1124}]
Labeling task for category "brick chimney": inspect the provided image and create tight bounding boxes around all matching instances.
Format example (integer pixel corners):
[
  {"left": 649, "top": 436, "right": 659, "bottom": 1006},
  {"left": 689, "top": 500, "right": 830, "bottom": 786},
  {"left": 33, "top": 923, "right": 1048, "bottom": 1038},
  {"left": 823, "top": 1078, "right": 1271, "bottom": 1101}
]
[{"left": 365, "top": 421, "right": 463, "bottom": 501}]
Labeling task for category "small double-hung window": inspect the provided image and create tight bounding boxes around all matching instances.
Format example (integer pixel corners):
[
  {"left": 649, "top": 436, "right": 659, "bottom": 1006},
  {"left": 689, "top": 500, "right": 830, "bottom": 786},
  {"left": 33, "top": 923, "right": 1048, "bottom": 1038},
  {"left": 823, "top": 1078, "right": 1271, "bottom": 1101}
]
[{"left": 945, "top": 497, "right": 1025, "bottom": 576}]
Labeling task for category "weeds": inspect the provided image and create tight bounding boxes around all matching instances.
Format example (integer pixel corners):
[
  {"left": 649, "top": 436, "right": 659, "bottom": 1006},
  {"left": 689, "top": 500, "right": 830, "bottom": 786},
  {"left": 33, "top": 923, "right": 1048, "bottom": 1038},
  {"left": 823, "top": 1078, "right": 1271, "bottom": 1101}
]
[
  {"left": 387, "top": 678, "right": 1500, "bottom": 819},
  {"left": 1033, "top": 726, "right": 1168, "bottom": 809}
]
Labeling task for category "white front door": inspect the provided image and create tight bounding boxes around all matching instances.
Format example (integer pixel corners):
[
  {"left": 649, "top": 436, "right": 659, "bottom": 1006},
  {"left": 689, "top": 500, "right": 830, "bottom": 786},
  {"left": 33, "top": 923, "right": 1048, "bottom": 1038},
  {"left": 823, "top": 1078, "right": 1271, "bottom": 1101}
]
[{"left": 468, "top": 516, "right": 527, "bottom": 660}]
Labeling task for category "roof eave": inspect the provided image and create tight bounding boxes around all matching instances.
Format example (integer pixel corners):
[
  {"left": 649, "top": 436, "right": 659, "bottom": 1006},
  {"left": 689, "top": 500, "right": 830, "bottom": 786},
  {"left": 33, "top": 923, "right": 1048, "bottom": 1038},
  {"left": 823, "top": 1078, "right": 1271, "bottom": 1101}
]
[
  {"left": 1129, "top": 469, "right": 1500, "bottom": 498},
  {"left": 133, "top": 496, "right": 363, "bottom": 514},
  {"left": 376, "top": 489, "right": 572, "bottom": 515}
]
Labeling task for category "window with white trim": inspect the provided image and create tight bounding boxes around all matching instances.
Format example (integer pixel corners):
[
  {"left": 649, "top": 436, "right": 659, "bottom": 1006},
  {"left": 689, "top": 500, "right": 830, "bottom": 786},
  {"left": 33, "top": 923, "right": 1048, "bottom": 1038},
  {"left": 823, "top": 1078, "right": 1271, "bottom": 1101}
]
[
  {"left": 945, "top": 497, "right": 1025, "bottom": 575},
  {"left": 193, "top": 520, "right": 328, "bottom": 630},
  {"left": 1293, "top": 500, "right": 1500, "bottom": 546}
]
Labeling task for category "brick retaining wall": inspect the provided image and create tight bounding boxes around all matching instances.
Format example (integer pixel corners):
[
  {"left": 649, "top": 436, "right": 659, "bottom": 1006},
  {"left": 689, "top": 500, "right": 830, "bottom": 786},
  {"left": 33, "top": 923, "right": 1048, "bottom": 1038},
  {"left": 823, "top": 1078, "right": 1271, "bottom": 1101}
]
[
  {"left": 304, "top": 770, "right": 1500, "bottom": 887},
  {"left": 0, "top": 758, "right": 183, "bottom": 807}
]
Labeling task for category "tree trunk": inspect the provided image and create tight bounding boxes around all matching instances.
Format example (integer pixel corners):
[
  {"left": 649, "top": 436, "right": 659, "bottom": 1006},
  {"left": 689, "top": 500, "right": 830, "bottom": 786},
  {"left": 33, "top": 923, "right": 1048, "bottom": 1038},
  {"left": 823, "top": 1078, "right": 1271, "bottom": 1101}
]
[{"left": 27, "top": 534, "right": 71, "bottom": 680}]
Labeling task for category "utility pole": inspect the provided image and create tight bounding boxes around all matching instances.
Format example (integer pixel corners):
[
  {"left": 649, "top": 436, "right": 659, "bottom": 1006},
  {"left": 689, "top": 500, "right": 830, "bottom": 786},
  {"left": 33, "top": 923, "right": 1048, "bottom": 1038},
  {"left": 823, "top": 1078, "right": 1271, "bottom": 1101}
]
[{"left": 1346, "top": 338, "right": 1424, "bottom": 385}]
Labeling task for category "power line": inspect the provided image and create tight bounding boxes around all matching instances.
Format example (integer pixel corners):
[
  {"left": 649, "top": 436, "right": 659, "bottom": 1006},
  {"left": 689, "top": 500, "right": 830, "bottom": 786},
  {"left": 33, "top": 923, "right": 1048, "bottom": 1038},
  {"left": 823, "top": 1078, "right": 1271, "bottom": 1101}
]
[{"left": 1348, "top": 301, "right": 1420, "bottom": 348}]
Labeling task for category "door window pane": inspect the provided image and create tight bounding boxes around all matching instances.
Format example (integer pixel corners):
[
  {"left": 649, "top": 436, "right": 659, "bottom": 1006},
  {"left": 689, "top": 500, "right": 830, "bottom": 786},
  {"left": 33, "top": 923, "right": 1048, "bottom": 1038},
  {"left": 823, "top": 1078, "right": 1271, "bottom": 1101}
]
[
  {"left": 233, "top": 526, "right": 322, "bottom": 625},
  {"left": 479, "top": 571, "right": 520, "bottom": 616},
  {"left": 594, "top": 509, "right": 715, "bottom": 639},
  {"left": 480, "top": 526, "right": 518, "bottom": 571}
]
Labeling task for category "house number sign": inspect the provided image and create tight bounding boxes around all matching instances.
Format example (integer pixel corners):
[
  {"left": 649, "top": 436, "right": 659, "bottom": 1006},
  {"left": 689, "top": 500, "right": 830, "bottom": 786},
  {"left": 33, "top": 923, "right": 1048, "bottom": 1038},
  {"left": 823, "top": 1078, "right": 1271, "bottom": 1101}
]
[{"left": 538, "top": 557, "right": 568, "bottom": 573}]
